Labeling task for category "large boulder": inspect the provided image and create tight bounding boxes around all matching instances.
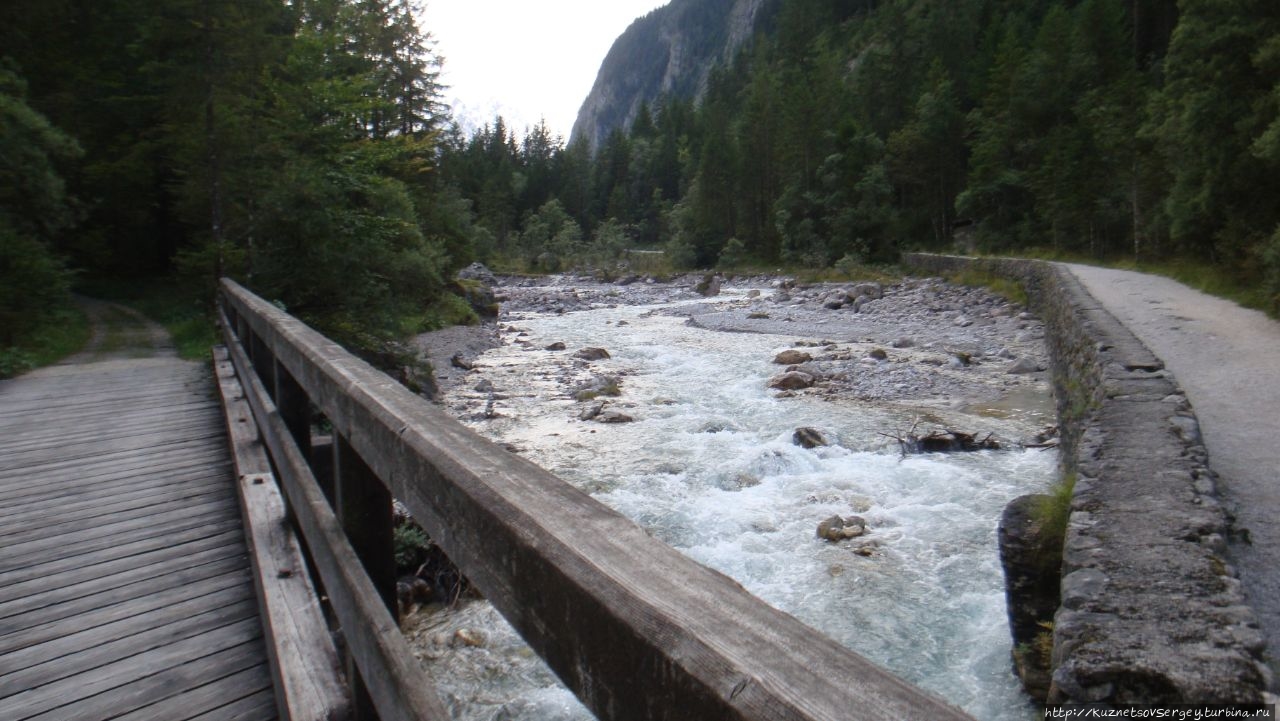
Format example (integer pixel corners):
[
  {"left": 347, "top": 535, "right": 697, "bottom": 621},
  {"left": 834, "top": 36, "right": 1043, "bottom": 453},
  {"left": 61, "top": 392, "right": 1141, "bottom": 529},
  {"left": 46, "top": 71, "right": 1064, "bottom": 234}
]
[
  {"left": 696, "top": 274, "right": 722, "bottom": 297},
  {"left": 574, "top": 347, "right": 611, "bottom": 361},
  {"left": 998, "top": 494, "right": 1062, "bottom": 702},
  {"left": 793, "top": 427, "right": 829, "bottom": 449},
  {"left": 773, "top": 349, "right": 813, "bottom": 365},
  {"left": 768, "top": 371, "right": 815, "bottom": 390}
]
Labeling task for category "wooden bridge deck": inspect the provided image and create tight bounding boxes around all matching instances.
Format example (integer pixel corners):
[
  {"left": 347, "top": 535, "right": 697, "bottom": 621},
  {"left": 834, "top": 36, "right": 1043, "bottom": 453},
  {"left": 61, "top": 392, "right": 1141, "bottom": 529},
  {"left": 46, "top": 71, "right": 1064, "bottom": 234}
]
[{"left": 0, "top": 353, "right": 277, "bottom": 720}]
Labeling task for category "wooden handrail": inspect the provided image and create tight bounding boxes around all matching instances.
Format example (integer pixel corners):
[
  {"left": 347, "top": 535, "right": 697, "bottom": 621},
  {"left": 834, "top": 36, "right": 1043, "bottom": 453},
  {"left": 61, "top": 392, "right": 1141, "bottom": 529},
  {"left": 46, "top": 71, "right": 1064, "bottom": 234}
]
[{"left": 217, "top": 277, "right": 973, "bottom": 721}]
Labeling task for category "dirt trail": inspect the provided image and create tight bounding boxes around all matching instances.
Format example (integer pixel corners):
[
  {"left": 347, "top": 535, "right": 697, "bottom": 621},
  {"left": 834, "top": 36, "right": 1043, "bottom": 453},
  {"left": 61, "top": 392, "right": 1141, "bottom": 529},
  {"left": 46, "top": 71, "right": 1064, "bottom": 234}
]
[
  {"left": 62, "top": 297, "right": 175, "bottom": 364},
  {"left": 1064, "top": 263, "right": 1280, "bottom": 679}
]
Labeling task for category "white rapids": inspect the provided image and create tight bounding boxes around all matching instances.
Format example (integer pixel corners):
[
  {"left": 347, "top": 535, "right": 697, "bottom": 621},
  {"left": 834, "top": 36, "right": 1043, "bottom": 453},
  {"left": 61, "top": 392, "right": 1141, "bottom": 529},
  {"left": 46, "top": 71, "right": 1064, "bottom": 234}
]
[{"left": 406, "top": 290, "right": 1057, "bottom": 721}]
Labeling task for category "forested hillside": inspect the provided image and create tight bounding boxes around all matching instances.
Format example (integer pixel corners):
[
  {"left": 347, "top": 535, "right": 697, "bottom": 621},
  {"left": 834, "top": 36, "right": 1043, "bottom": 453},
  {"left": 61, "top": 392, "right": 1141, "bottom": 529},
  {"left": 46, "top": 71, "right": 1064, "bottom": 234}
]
[
  {"left": 3, "top": 0, "right": 1279, "bottom": 377},
  {"left": 442, "top": 0, "right": 1280, "bottom": 312},
  {"left": 0, "top": 0, "right": 473, "bottom": 375}
]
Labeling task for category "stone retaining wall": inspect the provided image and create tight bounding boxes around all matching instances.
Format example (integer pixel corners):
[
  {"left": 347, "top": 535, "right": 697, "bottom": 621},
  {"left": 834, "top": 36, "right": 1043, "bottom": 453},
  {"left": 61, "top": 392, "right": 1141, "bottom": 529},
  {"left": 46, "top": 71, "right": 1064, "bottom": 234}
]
[{"left": 903, "top": 254, "right": 1269, "bottom": 704}]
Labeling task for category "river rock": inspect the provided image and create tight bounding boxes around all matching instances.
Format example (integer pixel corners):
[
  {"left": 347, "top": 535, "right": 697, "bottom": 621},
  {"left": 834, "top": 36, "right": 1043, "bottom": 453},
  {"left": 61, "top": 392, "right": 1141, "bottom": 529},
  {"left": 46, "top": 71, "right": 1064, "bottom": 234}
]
[
  {"left": 596, "top": 409, "right": 635, "bottom": 424},
  {"left": 450, "top": 353, "right": 474, "bottom": 370},
  {"left": 578, "top": 401, "right": 605, "bottom": 421},
  {"left": 452, "top": 628, "right": 487, "bottom": 648},
  {"left": 773, "top": 349, "right": 812, "bottom": 365},
  {"left": 868, "top": 348, "right": 888, "bottom": 361},
  {"left": 696, "top": 274, "right": 722, "bottom": 297},
  {"left": 999, "top": 494, "right": 1062, "bottom": 702},
  {"left": 574, "top": 347, "right": 611, "bottom": 361},
  {"left": 891, "top": 337, "right": 915, "bottom": 349},
  {"left": 456, "top": 262, "right": 497, "bottom": 285},
  {"left": 849, "top": 282, "right": 883, "bottom": 300},
  {"left": 1006, "top": 357, "right": 1041, "bottom": 374},
  {"left": 545, "top": 342, "right": 567, "bottom": 351},
  {"left": 396, "top": 575, "right": 433, "bottom": 616},
  {"left": 793, "top": 427, "right": 829, "bottom": 449},
  {"left": 817, "top": 515, "right": 867, "bottom": 542},
  {"left": 769, "top": 371, "right": 815, "bottom": 391}
]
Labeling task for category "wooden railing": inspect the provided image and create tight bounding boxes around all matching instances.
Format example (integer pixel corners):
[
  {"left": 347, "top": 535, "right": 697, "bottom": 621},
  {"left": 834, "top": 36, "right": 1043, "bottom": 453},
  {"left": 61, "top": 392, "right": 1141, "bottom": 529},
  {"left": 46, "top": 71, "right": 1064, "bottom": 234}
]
[{"left": 216, "top": 277, "right": 972, "bottom": 721}]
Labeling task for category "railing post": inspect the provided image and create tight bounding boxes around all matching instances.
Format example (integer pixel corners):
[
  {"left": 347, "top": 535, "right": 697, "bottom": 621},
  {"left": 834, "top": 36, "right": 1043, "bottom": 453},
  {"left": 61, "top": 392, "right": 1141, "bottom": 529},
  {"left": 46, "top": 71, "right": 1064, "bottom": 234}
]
[{"left": 334, "top": 432, "right": 396, "bottom": 721}]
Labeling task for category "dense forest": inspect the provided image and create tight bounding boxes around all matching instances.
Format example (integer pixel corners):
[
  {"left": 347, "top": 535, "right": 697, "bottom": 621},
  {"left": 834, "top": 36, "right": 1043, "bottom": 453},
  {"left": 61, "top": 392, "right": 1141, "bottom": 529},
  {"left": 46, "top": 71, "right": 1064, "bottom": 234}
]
[
  {"left": 0, "top": 0, "right": 474, "bottom": 375},
  {"left": 2, "top": 0, "right": 1279, "bottom": 377}
]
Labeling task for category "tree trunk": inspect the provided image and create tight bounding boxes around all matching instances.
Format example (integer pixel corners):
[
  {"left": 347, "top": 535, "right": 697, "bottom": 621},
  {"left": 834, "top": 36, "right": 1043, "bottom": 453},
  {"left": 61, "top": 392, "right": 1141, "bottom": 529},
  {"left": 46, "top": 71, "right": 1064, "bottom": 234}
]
[{"left": 202, "top": 0, "right": 225, "bottom": 280}]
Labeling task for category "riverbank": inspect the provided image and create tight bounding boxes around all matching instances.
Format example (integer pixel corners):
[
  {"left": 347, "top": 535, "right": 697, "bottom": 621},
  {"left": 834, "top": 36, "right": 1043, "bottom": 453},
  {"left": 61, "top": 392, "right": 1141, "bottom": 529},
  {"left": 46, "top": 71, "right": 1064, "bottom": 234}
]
[{"left": 419, "top": 272, "right": 1053, "bottom": 425}]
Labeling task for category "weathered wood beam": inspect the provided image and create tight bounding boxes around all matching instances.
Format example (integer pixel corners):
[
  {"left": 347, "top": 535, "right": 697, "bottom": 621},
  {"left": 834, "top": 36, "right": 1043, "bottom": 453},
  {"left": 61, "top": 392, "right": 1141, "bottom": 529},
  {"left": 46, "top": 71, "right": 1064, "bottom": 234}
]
[
  {"left": 220, "top": 278, "right": 972, "bottom": 721},
  {"left": 220, "top": 318, "right": 448, "bottom": 721},
  {"left": 212, "top": 345, "right": 351, "bottom": 721}
]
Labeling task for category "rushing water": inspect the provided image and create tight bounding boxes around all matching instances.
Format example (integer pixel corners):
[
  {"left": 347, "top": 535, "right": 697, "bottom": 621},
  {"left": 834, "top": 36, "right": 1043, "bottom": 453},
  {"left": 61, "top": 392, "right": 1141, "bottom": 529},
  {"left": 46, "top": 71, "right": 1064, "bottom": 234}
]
[{"left": 410, "top": 290, "right": 1056, "bottom": 721}]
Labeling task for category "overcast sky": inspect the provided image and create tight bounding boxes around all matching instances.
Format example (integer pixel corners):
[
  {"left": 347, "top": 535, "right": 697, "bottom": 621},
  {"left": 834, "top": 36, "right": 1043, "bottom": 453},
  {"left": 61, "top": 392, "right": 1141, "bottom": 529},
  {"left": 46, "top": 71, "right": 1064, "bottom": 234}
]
[{"left": 418, "top": 0, "right": 670, "bottom": 142}]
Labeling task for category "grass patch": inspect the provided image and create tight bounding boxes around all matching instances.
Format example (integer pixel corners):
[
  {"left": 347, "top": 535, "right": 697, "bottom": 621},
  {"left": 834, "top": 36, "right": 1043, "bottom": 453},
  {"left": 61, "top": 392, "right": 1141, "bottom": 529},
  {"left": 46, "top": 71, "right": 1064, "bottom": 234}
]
[
  {"left": 997, "top": 247, "right": 1275, "bottom": 318},
  {"left": 946, "top": 267, "right": 1030, "bottom": 307},
  {"left": 0, "top": 306, "right": 90, "bottom": 378},
  {"left": 408, "top": 292, "right": 479, "bottom": 333},
  {"left": 1034, "top": 473, "right": 1077, "bottom": 546}
]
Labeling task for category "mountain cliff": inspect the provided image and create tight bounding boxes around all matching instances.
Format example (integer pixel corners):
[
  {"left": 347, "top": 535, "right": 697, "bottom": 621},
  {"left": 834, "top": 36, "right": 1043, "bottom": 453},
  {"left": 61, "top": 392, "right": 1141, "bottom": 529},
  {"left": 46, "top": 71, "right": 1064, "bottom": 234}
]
[{"left": 570, "top": 0, "right": 770, "bottom": 152}]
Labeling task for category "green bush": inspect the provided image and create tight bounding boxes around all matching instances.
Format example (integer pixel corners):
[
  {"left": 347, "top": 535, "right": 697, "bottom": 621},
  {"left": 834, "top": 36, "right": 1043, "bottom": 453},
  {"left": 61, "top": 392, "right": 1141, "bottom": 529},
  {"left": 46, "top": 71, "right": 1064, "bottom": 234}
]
[{"left": 394, "top": 523, "right": 431, "bottom": 573}]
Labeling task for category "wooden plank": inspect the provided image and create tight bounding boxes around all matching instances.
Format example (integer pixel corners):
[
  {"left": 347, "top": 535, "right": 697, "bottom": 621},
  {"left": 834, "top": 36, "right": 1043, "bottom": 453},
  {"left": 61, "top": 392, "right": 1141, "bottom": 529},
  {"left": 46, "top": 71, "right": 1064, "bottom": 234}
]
[
  {"left": 0, "top": 405, "right": 218, "bottom": 451},
  {"left": 15, "top": 632, "right": 268, "bottom": 721},
  {"left": 0, "top": 452, "right": 228, "bottom": 506},
  {"left": 0, "top": 470, "right": 231, "bottom": 526},
  {"left": 0, "top": 444, "right": 227, "bottom": 487},
  {"left": 0, "top": 567, "right": 253, "bottom": 657},
  {"left": 0, "top": 478, "right": 233, "bottom": 545},
  {"left": 0, "top": 512, "right": 242, "bottom": 582},
  {"left": 224, "top": 277, "right": 973, "bottom": 721},
  {"left": 0, "top": 592, "right": 259, "bottom": 692},
  {"left": 0, "top": 430, "right": 227, "bottom": 476},
  {"left": 187, "top": 688, "right": 280, "bottom": 721},
  {"left": 0, "top": 467, "right": 230, "bottom": 524},
  {"left": 0, "top": 504, "right": 235, "bottom": 573},
  {"left": 0, "top": 532, "right": 246, "bottom": 612},
  {"left": 0, "top": 437, "right": 228, "bottom": 484},
  {"left": 213, "top": 345, "right": 351, "bottom": 721},
  {"left": 0, "top": 402, "right": 214, "bottom": 438},
  {"left": 112, "top": 665, "right": 278, "bottom": 721},
  {"left": 0, "top": 556, "right": 250, "bottom": 637},
  {"left": 223, "top": 328, "right": 446, "bottom": 720}
]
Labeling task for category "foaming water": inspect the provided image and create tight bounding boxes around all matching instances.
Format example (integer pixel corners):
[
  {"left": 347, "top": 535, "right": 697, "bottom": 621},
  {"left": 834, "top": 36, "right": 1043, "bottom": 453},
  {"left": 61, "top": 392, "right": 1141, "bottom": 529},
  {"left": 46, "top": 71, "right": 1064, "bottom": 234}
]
[{"left": 418, "top": 293, "right": 1056, "bottom": 721}]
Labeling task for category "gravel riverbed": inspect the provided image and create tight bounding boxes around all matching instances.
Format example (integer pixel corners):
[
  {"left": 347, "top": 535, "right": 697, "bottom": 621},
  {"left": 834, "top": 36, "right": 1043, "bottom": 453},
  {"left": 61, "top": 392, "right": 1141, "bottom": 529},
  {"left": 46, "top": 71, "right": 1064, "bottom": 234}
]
[{"left": 419, "top": 271, "right": 1053, "bottom": 422}]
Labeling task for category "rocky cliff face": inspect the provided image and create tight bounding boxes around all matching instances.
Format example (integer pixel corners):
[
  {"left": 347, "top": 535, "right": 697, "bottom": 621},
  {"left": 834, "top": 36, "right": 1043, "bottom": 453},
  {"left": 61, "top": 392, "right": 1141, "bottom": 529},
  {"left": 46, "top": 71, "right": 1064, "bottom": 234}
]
[{"left": 570, "top": 0, "right": 769, "bottom": 152}]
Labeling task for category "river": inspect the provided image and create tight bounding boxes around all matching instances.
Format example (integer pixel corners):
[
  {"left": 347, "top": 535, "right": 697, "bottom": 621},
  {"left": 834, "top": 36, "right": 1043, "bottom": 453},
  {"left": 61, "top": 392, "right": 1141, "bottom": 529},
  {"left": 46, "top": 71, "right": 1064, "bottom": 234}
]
[{"left": 405, "top": 285, "right": 1056, "bottom": 721}]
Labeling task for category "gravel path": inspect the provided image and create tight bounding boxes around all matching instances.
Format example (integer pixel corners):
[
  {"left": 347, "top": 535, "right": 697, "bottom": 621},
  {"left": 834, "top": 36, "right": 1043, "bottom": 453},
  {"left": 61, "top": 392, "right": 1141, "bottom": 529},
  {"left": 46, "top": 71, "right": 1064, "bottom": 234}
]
[{"left": 1064, "top": 263, "right": 1280, "bottom": 679}]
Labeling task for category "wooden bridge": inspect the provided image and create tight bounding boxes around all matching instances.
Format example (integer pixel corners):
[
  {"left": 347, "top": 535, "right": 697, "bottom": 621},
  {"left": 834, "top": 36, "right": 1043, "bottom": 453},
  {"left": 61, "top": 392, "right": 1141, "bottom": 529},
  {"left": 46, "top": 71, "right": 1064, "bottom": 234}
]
[{"left": 0, "top": 280, "right": 972, "bottom": 721}]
